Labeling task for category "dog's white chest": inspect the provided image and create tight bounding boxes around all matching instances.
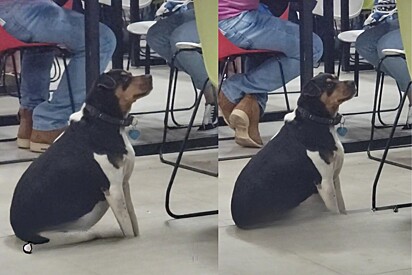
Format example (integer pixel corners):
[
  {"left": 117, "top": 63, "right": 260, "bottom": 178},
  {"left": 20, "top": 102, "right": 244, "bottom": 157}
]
[
  {"left": 121, "top": 128, "right": 135, "bottom": 175},
  {"left": 306, "top": 126, "right": 344, "bottom": 180},
  {"left": 330, "top": 127, "right": 344, "bottom": 169}
]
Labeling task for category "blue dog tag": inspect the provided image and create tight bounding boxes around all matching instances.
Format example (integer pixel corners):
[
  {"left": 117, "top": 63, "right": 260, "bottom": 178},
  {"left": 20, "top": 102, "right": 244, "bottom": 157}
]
[
  {"left": 127, "top": 116, "right": 140, "bottom": 140},
  {"left": 336, "top": 116, "right": 348, "bottom": 137},
  {"left": 337, "top": 126, "right": 348, "bottom": 137},
  {"left": 128, "top": 129, "right": 141, "bottom": 140}
]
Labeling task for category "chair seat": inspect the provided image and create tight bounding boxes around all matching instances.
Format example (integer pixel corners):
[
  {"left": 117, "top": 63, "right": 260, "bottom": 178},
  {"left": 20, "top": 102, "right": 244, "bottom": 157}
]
[
  {"left": 175, "top": 42, "right": 201, "bottom": 50},
  {"left": 382, "top": 48, "right": 405, "bottom": 56},
  {"left": 337, "top": 30, "right": 365, "bottom": 43},
  {"left": 126, "top": 21, "right": 156, "bottom": 35}
]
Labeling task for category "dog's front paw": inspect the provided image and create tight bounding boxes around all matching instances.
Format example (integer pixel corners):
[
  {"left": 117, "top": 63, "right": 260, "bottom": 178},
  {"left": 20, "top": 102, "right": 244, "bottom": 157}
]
[{"left": 133, "top": 228, "right": 139, "bottom": 237}]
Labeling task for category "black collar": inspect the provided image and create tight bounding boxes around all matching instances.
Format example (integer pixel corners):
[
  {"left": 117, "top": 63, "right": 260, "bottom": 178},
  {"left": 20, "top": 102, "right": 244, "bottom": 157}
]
[
  {"left": 296, "top": 107, "right": 342, "bottom": 126},
  {"left": 84, "top": 104, "right": 134, "bottom": 127}
]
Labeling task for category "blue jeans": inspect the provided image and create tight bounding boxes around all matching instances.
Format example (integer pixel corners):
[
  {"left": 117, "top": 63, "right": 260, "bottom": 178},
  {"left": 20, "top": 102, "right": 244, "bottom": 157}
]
[
  {"left": 0, "top": 1, "right": 116, "bottom": 131},
  {"left": 219, "top": 10, "right": 324, "bottom": 113},
  {"left": 356, "top": 19, "right": 411, "bottom": 92},
  {"left": 146, "top": 9, "right": 208, "bottom": 90}
]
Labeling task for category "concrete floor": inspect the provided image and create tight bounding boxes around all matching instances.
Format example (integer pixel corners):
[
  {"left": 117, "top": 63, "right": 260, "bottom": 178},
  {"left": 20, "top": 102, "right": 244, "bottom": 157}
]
[{"left": 219, "top": 150, "right": 411, "bottom": 275}]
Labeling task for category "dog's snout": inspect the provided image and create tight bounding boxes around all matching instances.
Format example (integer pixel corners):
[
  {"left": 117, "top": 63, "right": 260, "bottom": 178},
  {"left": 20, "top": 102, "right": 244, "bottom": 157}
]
[
  {"left": 144, "top": 75, "right": 153, "bottom": 88},
  {"left": 133, "top": 74, "right": 153, "bottom": 88},
  {"left": 137, "top": 74, "right": 152, "bottom": 85},
  {"left": 346, "top": 80, "right": 357, "bottom": 94}
]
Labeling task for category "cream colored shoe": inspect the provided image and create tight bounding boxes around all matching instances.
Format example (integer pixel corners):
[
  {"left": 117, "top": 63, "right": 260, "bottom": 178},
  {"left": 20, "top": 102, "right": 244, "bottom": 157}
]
[{"left": 229, "top": 94, "right": 263, "bottom": 148}]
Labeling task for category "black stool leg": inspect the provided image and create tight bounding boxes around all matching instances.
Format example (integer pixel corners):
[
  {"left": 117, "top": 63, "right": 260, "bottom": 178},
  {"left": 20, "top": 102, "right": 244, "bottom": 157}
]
[
  {"left": 0, "top": 53, "right": 20, "bottom": 144},
  {"left": 11, "top": 53, "right": 21, "bottom": 98},
  {"left": 127, "top": 33, "right": 134, "bottom": 71},
  {"left": 62, "top": 55, "right": 75, "bottom": 113},
  {"left": 277, "top": 57, "right": 290, "bottom": 111},
  {"left": 337, "top": 42, "right": 343, "bottom": 78},
  {"left": 367, "top": 66, "right": 386, "bottom": 158},
  {"left": 354, "top": 50, "right": 359, "bottom": 94},
  {"left": 145, "top": 43, "right": 150, "bottom": 75},
  {"left": 160, "top": 58, "right": 178, "bottom": 154}
]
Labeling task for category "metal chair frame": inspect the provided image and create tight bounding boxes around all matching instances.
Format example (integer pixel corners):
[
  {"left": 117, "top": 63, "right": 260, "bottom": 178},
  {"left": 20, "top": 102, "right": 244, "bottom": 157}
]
[
  {"left": 367, "top": 56, "right": 412, "bottom": 212},
  {"left": 159, "top": 48, "right": 218, "bottom": 219}
]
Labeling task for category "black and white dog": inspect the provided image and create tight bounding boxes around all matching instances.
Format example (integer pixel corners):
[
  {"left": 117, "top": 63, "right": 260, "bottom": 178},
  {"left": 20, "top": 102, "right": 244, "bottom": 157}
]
[
  {"left": 10, "top": 70, "right": 152, "bottom": 253},
  {"left": 231, "top": 73, "right": 356, "bottom": 229}
]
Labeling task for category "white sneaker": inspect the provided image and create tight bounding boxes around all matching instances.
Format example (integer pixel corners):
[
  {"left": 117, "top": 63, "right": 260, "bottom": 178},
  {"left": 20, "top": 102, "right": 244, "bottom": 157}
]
[{"left": 198, "top": 103, "right": 218, "bottom": 131}]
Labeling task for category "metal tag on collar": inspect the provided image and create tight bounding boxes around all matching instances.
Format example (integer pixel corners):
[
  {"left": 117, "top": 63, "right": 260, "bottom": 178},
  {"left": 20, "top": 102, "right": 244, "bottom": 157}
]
[
  {"left": 334, "top": 113, "right": 343, "bottom": 125},
  {"left": 336, "top": 116, "right": 348, "bottom": 137}
]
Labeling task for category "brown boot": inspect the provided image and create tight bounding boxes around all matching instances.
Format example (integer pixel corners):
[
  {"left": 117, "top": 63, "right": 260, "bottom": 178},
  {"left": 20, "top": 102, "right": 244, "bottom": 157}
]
[
  {"left": 17, "top": 108, "right": 33, "bottom": 149},
  {"left": 30, "top": 127, "right": 66, "bottom": 153},
  {"left": 229, "top": 94, "right": 263, "bottom": 148},
  {"left": 218, "top": 91, "right": 236, "bottom": 128}
]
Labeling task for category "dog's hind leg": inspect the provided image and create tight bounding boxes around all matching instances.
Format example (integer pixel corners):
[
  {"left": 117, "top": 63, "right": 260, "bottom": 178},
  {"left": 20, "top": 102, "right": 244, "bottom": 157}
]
[{"left": 30, "top": 230, "right": 101, "bottom": 250}]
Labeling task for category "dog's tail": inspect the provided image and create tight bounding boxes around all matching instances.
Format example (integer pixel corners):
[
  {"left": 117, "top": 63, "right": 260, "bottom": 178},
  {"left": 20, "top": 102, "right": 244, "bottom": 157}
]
[
  {"left": 13, "top": 230, "right": 50, "bottom": 245},
  {"left": 10, "top": 217, "right": 50, "bottom": 244}
]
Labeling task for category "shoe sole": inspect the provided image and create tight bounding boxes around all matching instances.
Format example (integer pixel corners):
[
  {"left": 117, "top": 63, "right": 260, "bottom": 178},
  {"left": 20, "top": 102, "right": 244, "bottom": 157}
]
[
  {"left": 30, "top": 141, "right": 50, "bottom": 153},
  {"left": 17, "top": 138, "right": 30, "bottom": 149},
  {"left": 229, "top": 109, "right": 263, "bottom": 148}
]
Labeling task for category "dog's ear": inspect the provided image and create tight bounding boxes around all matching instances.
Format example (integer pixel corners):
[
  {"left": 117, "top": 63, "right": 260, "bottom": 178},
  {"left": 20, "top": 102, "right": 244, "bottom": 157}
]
[
  {"left": 302, "top": 73, "right": 334, "bottom": 97},
  {"left": 96, "top": 74, "right": 117, "bottom": 90},
  {"left": 302, "top": 79, "right": 322, "bottom": 97}
]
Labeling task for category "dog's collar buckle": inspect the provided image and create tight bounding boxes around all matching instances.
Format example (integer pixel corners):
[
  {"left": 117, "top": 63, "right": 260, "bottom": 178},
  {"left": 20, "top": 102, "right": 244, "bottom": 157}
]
[
  {"left": 84, "top": 104, "right": 134, "bottom": 127},
  {"left": 297, "top": 107, "right": 342, "bottom": 126}
]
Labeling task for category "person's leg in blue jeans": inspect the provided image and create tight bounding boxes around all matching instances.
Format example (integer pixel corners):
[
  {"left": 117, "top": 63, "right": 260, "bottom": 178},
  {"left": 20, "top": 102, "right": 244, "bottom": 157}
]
[
  {"left": 147, "top": 9, "right": 217, "bottom": 129},
  {"left": 147, "top": 9, "right": 208, "bottom": 91},
  {"left": 356, "top": 19, "right": 412, "bottom": 127},
  {"left": 0, "top": 2, "right": 116, "bottom": 151},
  {"left": 218, "top": 10, "right": 323, "bottom": 147}
]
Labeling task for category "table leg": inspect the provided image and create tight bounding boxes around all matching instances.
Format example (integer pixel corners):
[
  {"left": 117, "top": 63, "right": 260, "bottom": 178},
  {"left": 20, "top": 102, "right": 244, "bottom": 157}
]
[
  {"left": 323, "top": 0, "right": 335, "bottom": 74},
  {"left": 299, "top": 0, "right": 316, "bottom": 87},
  {"left": 340, "top": 0, "right": 350, "bottom": 72},
  {"left": 85, "top": 0, "right": 100, "bottom": 93},
  {"left": 130, "top": 0, "right": 141, "bottom": 67},
  {"left": 111, "top": 0, "right": 123, "bottom": 69}
]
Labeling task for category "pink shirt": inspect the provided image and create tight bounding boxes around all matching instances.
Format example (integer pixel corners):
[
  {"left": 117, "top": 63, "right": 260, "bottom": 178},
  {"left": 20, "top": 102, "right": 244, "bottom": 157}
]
[{"left": 219, "top": 0, "right": 259, "bottom": 20}]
